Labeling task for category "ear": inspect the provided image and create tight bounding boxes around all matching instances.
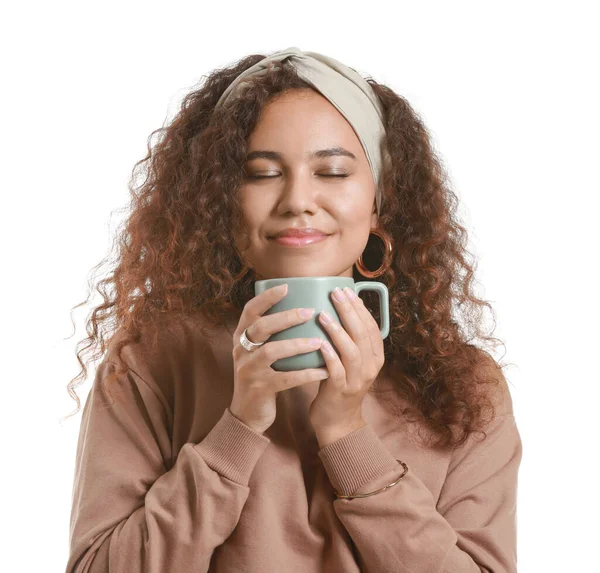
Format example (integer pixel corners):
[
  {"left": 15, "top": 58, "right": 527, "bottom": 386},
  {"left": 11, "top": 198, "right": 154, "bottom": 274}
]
[{"left": 371, "top": 199, "right": 379, "bottom": 228}]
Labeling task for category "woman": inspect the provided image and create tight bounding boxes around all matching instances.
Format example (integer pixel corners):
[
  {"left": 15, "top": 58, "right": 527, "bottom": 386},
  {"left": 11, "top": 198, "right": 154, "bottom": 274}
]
[{"left": 65, "top": 47, "right": 522, "bottom": 573}]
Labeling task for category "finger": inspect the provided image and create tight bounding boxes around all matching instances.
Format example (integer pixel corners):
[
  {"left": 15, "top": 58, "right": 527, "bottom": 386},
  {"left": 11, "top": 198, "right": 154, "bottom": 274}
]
[
  {"left": 272, "top": 367, "right": 329, "bottom": 393},
  {"left": 319, "top": 338, "right": 344, "bottom": 386},
  {"left": 337, "top": 287, "right": 372, "bottom": 345},
  {"left": 343, "top": 287, "right": 385, "bottom": 361},
  {"left": 318, "top": 308, "right": 360, "bottom": 379},
  {"left": 257, "top": 337, "right": 323, "bottom": 367},
  {"left": 347, "top": 284, "right": 383, "bottom": 358},
  {"left": 323, "top": 288, "right": 368, "bottom": 365},
  {"left": 247, "top": 307, "right": 315, "bottom": 345},
  {"left": 236, "top": 284, "right": 287, "bottom": 338}
]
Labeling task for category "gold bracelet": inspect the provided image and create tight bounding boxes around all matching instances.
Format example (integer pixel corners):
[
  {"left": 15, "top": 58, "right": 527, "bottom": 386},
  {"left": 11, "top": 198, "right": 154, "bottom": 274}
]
[{"left": 333, "top": 460, "right": 408, "bottom": 500}]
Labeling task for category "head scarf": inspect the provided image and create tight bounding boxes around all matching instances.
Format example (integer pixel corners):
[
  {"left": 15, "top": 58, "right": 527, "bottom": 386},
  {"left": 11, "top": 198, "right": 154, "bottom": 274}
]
[{"left": 215, "top": 46, "right": 387, "bottom": 216}]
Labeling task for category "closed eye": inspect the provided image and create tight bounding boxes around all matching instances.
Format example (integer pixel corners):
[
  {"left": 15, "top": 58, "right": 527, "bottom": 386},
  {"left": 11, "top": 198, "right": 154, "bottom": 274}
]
[{"left": 247, "top": 174, "right": 349, "bottom": 179}]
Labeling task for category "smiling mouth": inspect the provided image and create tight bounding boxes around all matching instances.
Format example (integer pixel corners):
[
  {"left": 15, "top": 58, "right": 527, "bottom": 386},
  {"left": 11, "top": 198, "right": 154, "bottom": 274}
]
[{"left": 269, "top": 234, "right": 331, "bottom": 247}]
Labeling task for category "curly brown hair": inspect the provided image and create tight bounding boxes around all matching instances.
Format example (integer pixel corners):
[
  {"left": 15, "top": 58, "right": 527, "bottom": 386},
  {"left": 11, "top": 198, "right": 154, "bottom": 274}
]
[{"left": 64, "top": 51, "right": 514, "bottom": 451}]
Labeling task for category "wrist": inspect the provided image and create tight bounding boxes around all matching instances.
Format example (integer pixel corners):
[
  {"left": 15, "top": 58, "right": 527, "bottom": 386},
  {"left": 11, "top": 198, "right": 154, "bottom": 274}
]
[{"left": 314, "top": 418, "right": 367, "bottom": 449}]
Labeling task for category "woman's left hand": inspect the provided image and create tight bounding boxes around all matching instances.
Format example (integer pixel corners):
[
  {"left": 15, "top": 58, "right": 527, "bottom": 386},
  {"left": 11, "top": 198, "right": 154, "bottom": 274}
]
[{"left": 308, "top": 286, "right": 385, "bottom": 446}]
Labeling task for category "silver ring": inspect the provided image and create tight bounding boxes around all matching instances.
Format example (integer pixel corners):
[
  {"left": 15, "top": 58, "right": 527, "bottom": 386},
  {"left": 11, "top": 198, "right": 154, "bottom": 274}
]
[{"left": 240, "top": 327, "right": 265, "bottom": 352}]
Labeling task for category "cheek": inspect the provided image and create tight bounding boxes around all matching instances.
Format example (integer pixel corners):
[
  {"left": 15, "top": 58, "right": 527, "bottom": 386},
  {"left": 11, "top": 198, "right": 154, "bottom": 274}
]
[
  {"left": 334, "top": 199, "right": 375, "bottom": 228},
  {"left": 340, "top": 228, "right": 370, "bottom": 254},
  {"left": 336, "top": 209, "right": 374, "bottom": 249},
  {"left": 238, "top": 194, "right": 265, "bottom": 229},
  {"left": 336, "top": 178, "right": 376, "bottom": 215}
]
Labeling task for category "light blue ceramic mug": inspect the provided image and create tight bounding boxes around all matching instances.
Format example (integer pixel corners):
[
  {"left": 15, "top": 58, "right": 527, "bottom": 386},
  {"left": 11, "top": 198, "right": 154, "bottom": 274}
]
[{"left": 254, "top": 276, "right": 389, "bottom": 372}]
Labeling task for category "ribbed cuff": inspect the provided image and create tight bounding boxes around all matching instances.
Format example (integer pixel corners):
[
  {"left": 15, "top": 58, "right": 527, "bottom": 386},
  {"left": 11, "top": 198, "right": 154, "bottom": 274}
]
[
  {"left": 317, "top": 423, "right": 399, "bottom": 496},
  {"left": 193, "top": 407, "right": 271, "bottom": 486}
]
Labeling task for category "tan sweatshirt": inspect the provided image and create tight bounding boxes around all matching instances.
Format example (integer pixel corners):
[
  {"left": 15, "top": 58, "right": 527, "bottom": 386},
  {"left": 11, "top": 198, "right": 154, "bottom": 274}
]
[{"left": 65, "top": 313, "right": 522, "bottom": 573}]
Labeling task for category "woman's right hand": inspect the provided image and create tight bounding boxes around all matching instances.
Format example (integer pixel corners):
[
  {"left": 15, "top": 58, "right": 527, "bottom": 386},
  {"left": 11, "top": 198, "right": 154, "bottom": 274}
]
[{"left": 229, "top": 284, "right": 328, "bottom": 434}]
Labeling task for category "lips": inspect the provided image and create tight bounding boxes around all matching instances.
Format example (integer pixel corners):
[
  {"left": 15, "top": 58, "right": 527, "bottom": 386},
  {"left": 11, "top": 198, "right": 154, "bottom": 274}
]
[
  {"left": 270, "top": 228, "right": 329, "bottom": 238},
  {"left": 271, "top": 234, "right": 330, "bottom": 247}
]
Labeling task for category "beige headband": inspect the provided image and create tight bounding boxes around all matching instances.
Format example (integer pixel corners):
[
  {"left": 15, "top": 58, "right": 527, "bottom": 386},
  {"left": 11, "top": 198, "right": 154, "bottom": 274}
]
[{"left": 215, "top": 46, "right": 386, "bottom": 216}]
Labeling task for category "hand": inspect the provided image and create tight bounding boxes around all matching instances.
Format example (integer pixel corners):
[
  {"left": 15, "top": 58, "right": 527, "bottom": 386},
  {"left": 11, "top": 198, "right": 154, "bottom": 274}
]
[
  {"left": 308, "top": 286, "right": 386, "bottom": 446},
  {"left": 230, "top": 284, "right": 330, "bottom": 434}
]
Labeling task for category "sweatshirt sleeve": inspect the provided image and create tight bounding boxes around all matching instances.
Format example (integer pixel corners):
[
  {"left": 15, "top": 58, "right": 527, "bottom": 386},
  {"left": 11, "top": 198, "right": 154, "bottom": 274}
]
[
  {"left": 317, "top": 392, "right": 522, "bottom": 573},
  {"left": 65, "top": 357, "right": 271, "bottom": 573}
]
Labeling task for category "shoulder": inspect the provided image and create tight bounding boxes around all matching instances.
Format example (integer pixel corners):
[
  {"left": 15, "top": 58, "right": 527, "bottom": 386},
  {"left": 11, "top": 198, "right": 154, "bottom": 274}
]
[
  {"left": 471, "top": 349, "right": 514, "bottom": 417},
  {"left": 103, "top": 312, "right": 231, "bottom": 409}
]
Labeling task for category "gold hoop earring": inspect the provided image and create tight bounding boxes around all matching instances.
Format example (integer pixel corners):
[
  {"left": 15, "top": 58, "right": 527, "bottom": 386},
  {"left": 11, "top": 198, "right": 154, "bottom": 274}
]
[{"left": 355, "top": 227, "right": 393, "bottom": 278}]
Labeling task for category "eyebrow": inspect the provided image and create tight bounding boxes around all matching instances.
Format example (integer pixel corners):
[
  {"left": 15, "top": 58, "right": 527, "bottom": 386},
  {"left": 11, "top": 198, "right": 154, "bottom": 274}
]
[{"left": 245, "top": 146, "right": 357, "bottom": 162}]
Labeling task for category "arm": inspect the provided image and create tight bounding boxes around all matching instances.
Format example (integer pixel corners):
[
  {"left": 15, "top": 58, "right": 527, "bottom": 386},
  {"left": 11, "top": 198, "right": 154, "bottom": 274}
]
[
  {"left": 65, "top": 358, "right": 270, "bottom": 573},
  {"left": 317, "top": 398, "right": 522, "bottom": 572}
]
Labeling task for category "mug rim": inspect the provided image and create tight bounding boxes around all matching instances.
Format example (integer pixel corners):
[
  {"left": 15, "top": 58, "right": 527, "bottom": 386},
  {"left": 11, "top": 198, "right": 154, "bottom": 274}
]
[{"left": 255, "top": 276, "right": 356, "bottom": 283}]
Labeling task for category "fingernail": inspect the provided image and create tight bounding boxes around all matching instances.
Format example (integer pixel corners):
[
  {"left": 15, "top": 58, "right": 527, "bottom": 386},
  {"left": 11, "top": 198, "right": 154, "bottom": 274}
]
[
  {"left": 299, "top": 308, "right": 315, "bottom": 318},
  {"left": 332, "top": 287, "right": 346, "bottom": 302},
  {"left": 344, "top": 287, "right": 357, "bottom": 299},
  {"left": 322, "top": 340, "right": 334, "bottom": 354},
  {"left": 320, "top": 311, "right": 333, "bottom": 324}
]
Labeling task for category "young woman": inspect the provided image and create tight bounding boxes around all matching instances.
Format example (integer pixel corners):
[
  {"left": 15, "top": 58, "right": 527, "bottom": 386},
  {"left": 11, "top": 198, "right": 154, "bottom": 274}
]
[{"left": 65, "top": 47, "right": 522, "bottom": 573}]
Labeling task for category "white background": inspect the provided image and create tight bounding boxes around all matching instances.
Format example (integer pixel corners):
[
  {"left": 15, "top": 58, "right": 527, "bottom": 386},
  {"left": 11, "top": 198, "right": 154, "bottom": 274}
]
[{"left": 2, "top": 1, "right": 598, "bottom": 570}]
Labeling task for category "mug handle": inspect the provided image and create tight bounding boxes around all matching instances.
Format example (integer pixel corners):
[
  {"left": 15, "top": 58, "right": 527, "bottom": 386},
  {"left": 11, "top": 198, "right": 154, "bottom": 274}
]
[{"left": 354, "top": 282, "right": 390, "bottom": 339}]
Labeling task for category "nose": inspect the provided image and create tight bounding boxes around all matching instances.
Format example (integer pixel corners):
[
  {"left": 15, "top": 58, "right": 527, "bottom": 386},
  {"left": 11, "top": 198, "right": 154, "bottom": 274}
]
[{"left": 275, "top": 169, "right": 321, "bottom": 215}]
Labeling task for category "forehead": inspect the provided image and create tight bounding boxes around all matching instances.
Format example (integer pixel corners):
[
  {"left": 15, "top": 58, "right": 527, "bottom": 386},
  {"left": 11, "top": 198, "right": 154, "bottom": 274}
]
[{"left": 247, "top": 88, "right": 364, "bottom": 157}]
